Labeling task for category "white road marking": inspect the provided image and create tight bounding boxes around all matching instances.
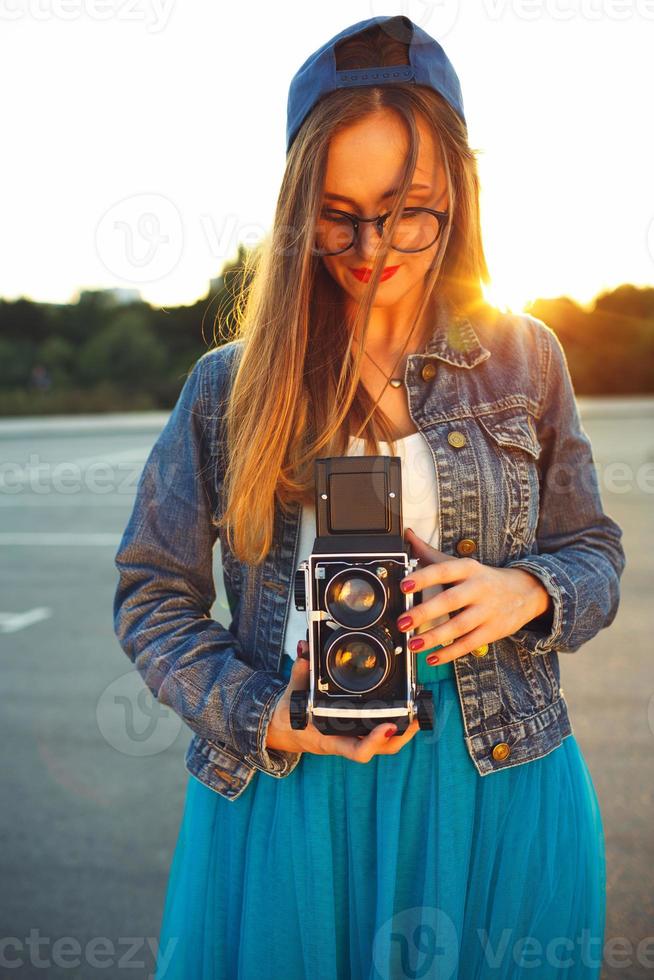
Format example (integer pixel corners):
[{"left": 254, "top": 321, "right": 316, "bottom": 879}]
[
  {"left": 0, "top": 447, "right": 150, "bottom": 490},
  {"left": 0, "top": 496, "right": 135, "bottom": 508},
  {"left": 0, "top": 533, "right": 121, "bottom": 546},
  {"left": 0, "top": 607, "right": 53, "bottom": 633},
  {"left": 0, "top": 413, "right": 167, "bottom": 436}
]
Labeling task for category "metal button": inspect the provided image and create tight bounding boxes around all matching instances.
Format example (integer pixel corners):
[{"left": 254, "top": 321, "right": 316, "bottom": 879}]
[
  {"left": 491, "top": 742, "right": 511, "bottom": 761},
  {"left": 456, "top": 538, "right": 477, "bottom": 556},
  {"left": 214, "top": 767, "right": 239, "bottom": 785},
  {"left": 472, "top": 643, "right": 489, "bottom": 657},
  {"left": 447, "top": 430, "right": 466, "bottom": 448},
  {"left": 421, "top": 362, "right": 437, "bottom": 381}
]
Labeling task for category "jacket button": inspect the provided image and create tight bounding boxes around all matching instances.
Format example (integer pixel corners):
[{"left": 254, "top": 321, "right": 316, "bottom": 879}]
[
  {"left": 421, "top": 362, "right": 437, "bottom": 381},
  {"left": 492, "top": 742, "right": 511, "bottom": 761},
  {"left": 447, "top": 430, "right": 466, "bottom": 448},
  {"left": 472, "top": 643, "right": 489, "bottom": 657},
  {"left": 456, "top": 538, "right": 477, "bottom": 555},
  {"left": 214, "top": 767, "right": 238, "bottom": 785}
]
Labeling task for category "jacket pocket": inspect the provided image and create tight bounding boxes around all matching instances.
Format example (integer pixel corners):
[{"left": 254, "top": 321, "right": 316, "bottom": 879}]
[{"left": 476, "top": 409, "right": 542, "bottom": 554}]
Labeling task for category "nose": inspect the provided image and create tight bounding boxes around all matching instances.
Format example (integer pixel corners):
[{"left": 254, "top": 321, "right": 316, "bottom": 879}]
[{"left": 354, "top": 222, "right": 383, "bottom": 263}]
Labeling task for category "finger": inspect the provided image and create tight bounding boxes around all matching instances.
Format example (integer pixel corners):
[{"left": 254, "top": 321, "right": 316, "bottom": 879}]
[
  {"left": 355, "top": 722, "right": 403, "bottom": 762},
  {"left": 412, "top": 604, "right": 484, "bottom": 652},
  {"left": 404, "top": 580, "right": 476, "bottom": 632},
  {"left": 315, "top": 732, "right": 371, "bottom": 758},
  {"left": 332, "top": 722, "right": 400, "bottom": 763},
  {"left": 404, "top": 527, "right": 451, "bottom": 565},
  {"left": 286, "top": 655, "right": 310, "bottom": 690},
  {"left": 401, "top": 555, "right": 479, "bottom": 593},
  {"left": 425, "top": 625, "right": 493, "bottom": 664},
  {"left": 381, "top": 716, "right": 421, "bottom": 753},
  {"left": 317, "top": 715, "right": 421, "bottom": 759}
]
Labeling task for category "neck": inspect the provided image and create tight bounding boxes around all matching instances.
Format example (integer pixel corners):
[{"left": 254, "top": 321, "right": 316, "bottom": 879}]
[{"left": 349, "top": 290, "right": 437, "bottom": 365}]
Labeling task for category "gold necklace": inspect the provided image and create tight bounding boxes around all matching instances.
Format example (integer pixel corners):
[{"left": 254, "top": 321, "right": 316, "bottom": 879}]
[
  {"left": 364, "top": 348, "right": 405, "bottom": 388},
  {"left": 355, "top": 315, "right": 429, "bottom": 389}
]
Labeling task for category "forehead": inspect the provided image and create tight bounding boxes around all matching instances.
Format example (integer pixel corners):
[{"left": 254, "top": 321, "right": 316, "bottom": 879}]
[{"left": 323, "top": 108, "right": 442, "bottom": 198}]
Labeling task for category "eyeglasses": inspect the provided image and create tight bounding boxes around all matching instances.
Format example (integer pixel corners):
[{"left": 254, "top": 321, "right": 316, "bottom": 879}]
[{"left": 313, "top": 206, "right": 449, "bottom": 257}]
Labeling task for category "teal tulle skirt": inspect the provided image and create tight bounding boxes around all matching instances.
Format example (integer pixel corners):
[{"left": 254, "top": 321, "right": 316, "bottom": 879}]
[{"left": 154, "top": 651, "right": 606, "bottom": 980}]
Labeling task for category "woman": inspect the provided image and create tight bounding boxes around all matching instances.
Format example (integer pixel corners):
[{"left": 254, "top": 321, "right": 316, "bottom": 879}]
[{"left": 113, "top": 15, "right": 625, "bottom": 979}]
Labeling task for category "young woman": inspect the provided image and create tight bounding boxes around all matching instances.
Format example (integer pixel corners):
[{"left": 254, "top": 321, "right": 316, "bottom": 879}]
[{"left": 113, "top": 16, "right": 625, "bottom": 979}]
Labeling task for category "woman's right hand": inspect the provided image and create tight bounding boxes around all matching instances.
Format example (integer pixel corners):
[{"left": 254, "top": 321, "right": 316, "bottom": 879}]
[{"left": 265, "top": 640, "right": 421, "bottom": 761}]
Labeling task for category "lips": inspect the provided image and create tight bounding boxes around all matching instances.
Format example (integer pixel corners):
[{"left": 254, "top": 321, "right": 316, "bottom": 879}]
[{"left": 350, "top": 265, "right": 400, "bottom": 283}]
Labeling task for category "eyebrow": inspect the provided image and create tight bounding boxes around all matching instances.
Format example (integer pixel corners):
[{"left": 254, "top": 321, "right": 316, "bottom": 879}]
[{"left": 323, "top": 183, "right": 431, "bottom": 207}]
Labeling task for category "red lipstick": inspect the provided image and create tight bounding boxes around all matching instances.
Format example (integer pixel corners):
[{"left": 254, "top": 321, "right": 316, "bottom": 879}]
[{"left": 350, "top": 265, "right": 400, "bottom": 283}]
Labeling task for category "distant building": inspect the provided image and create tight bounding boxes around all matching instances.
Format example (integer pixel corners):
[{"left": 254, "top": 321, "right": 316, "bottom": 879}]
[
  {"left": 103, "top": 287, "right": 143, "bottom": 305},
  {"left": 75, "top": 287, "right": 143, "bottom": 307}
]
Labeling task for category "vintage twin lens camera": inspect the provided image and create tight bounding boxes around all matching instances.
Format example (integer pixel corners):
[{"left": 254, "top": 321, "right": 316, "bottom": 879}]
[{"left": 291, "top": 454, "right": 435, "bottom": 738}]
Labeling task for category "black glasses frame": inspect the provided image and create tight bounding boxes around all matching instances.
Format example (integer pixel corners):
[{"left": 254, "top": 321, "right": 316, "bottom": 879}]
[{"left": 313, "top": 206, "right": 450, "bottom": 256}]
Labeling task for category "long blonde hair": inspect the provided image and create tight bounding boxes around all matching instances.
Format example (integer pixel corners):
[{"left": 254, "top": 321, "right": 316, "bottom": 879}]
[{"left": 212, "top": 23, "right": 494, "bottom": 565}]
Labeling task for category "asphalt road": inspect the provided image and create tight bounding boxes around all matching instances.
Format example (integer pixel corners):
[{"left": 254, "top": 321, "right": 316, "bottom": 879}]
[{"left": 0, "top": 399, "right": 652, "bottom": 979}]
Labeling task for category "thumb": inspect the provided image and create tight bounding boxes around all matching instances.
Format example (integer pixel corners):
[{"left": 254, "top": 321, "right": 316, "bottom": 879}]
[
  {"left": 370, "top": 721, "right": 398, "bottom": 748},
  {"left": 286, "top": 651, "right": 310, "bottom": 691},
  {"left": 404, "top": 526, "right": 450, "bottom": 565}
]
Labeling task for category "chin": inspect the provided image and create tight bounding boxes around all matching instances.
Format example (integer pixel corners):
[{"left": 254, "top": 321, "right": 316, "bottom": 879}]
[{"left": 342, "top": 281, "right": 410, "bottom": 307}]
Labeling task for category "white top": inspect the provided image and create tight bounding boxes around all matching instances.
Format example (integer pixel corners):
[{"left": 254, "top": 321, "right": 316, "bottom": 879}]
[{"left": 284, "top": 431, "right": 450, "bottom": 660}]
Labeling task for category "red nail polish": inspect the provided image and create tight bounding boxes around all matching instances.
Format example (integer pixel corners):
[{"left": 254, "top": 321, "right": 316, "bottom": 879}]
[
  {"left": 400, "top": 579, "right": 415, "bottom": 593},
  {"left": 426, "top": 654, "right": 439, "bottom": 664},
  {"left": 385, "top": 726, "right": 397, "bottom": 738},
  {"left": 297, "top": 641, "right": 302, "bottom": 655},
  {"left": 409, "top": 637, "right": 424, "bottom": 651},
  {"left": 397, "top": 615, "right": 413, "bottom": 630}
]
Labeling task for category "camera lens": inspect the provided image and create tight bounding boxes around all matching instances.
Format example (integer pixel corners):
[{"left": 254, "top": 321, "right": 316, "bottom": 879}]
[
  {"left": 325, "top": 631, "right": 391, "bottom": 693},
  {"left": 325, "top": 568, "right": 387, "bottom": 629}
]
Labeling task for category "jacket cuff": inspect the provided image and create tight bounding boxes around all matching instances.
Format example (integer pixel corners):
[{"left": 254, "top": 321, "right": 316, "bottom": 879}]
[
  {"left": 229, "top": 668, "right": 302, "bottom": 777},
  {"left": 504, "top": 555, "right": 577, "bottom": 654}
]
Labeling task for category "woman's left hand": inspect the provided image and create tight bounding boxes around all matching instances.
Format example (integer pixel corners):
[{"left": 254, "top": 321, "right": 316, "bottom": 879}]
[{"left": 399, "top": 527, "right": 553, "bottom": 664}]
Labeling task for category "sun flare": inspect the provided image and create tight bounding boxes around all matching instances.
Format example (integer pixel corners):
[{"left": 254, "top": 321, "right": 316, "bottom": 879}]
[{"left": 481, "top": 281, "right": 535, "bottom": 316}]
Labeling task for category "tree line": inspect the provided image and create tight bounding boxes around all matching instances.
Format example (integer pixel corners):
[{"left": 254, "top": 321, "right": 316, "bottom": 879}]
[{"left": 1, "top": 249, "right": 652, "bottom": 415}]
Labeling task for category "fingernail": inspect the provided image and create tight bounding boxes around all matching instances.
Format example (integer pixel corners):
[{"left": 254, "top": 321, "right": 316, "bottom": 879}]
[
  {"left": 400, "top": 579, "right": 415, "bottom": 593},
  {"left": 385, "top": 726, "right": 397, "bottom": 738},
  {"left": 426, "top": 654, "right": 439, "bottom": 665},
  {"left": 397, "top": 615, "right": 413, "bottom": 630},
  {"left": 297, "top": 641, "right": 303, "bottom": 655},
  {"left": 409, "top": 637, "right": 424, "bottom": 651}
]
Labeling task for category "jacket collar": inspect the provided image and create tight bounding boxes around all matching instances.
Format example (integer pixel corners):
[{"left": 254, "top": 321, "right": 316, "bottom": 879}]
[{"left": 421, "top": 295, "right": 492, "bottom": 369}]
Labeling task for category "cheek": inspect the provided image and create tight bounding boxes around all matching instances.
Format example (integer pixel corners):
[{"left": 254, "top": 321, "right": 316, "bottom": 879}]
[
  {"left": 322, "top": 257, "right": 342, "bottom": 282},
  {"left": 321, "top": 258, "right": 358, "bottom": 299},
  {"left": 402, "top": 253, "right": 433, "bottom": 284}
]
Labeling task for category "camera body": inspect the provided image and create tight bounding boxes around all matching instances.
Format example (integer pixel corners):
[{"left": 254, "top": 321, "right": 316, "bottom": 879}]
[{"left": 290, "top": 454, "right": 435, "bottom": 737}]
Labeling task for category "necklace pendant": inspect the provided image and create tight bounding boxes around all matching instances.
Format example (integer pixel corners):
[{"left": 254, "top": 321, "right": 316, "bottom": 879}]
[{"left": 390, "top": 378, "right": 403, "bottom": 388}]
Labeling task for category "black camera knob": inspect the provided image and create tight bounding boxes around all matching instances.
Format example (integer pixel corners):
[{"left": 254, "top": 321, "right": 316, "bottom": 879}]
[
  {"left": 289, "top": 690, "right": 308, "bottom": 729},
  {"left": 294, "top": 569, "right": 306, "bottom": 611},
  {"left": 415, "top": 690, "right": 435, "bottom": 731}
]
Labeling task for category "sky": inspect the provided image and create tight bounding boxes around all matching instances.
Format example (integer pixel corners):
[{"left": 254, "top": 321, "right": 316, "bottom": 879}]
[{"left": 1, "top": 0, "right": 653, "bottom": 313}]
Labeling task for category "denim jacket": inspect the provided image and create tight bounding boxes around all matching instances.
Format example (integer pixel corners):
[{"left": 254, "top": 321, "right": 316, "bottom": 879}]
[{"left": 113, "top": 301, "right": 625, "bottom": 801}]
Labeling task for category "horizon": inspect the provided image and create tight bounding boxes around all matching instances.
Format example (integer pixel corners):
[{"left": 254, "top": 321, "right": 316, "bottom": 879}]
[{"left": 2, "top": 280, "right": 651, "bottom": 318}]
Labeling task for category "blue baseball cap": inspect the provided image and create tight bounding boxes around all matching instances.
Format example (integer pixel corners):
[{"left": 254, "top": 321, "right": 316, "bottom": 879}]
[{"left": 285, "top": 14, "right": 466, "bottom": 154}]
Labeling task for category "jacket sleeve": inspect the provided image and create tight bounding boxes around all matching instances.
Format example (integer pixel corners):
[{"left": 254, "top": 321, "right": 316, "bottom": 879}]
[
  {"left": 504, "top": 320, "right": 626, "bottom": 654},
  {"left": 112, "top": 350, "right": 302, "bottom": 778}
]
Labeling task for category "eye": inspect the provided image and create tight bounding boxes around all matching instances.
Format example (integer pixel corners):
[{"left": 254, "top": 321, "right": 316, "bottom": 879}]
[{"left": 320, "top": 208, "right": 352, "bottom": 223}]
